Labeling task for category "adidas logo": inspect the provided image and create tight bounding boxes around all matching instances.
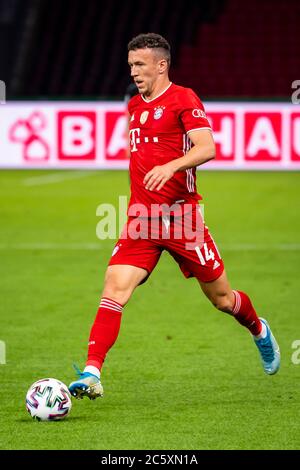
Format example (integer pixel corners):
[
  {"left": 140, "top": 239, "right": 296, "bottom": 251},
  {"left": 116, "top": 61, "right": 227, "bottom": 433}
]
[{"left": 213, "top": 260, "right": 220, "bottom": 270}]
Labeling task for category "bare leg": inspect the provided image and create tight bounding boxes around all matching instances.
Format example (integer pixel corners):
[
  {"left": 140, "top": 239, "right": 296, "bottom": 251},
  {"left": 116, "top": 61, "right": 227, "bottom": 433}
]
[
  {"left": 197, "top": 270, "right": 235, "bottom": 314},
  {"left": 69, "top": 264, "right": 149, "bottom": 398},
  {"left": 102, "top": 264, "right": 149, "bottom": 305}
]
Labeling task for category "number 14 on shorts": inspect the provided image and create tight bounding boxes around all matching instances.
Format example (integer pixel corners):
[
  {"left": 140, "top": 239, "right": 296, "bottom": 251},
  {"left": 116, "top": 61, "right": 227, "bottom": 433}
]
[{"left": 195, "top": 243, "right": 216, "bottom": 265}]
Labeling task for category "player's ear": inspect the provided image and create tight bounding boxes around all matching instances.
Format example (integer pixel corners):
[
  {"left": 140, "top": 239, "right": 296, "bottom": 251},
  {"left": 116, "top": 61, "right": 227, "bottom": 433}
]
[{"left": 158, "top": 59, "right": 168, "bottom": 74}]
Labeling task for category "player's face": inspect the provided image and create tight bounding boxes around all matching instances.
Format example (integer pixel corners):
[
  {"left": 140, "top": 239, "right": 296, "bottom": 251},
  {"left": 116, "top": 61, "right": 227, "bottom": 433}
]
[{"left": 128, "top": 48, "right": 163, "bottom": 98}]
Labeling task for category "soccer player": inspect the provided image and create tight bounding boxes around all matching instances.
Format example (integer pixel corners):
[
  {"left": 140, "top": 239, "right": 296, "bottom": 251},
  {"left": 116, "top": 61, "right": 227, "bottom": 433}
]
[
  {"left": 124, "top": 83, "right": 138, "bottom": 159},
  {"left": 69, "top": 33, "right": 280, "bottom": 399}
]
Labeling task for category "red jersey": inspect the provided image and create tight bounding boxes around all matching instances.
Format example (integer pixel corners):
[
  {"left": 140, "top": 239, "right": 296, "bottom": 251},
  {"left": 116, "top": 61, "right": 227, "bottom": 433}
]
[{"left": 127, "top": 83, "right": 211, "bottom": 214}]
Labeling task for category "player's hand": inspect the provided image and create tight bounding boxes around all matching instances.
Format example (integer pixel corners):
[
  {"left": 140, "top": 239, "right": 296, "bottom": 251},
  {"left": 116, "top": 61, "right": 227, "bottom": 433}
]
[{"left": 143, "top": 163, "right": 175, "bottom": 191}]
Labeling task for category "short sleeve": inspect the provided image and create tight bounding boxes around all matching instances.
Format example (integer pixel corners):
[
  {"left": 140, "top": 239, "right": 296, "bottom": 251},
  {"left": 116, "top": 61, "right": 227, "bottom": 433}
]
[{"left": 179, "top": 88, "right": 211, "bottom": 134}]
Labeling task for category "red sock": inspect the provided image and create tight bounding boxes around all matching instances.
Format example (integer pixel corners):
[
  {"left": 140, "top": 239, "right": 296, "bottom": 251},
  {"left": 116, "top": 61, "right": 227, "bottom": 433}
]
[
  {"left": 232, "top": 290, "right": 262, "bottom": 336},
  {"left": 86, "top": 297, "right": 123, "bottom": 371}
]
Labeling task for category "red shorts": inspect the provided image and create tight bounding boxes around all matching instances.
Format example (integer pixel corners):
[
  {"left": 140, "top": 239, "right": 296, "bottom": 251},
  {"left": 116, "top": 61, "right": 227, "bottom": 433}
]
[{"left": 108, "top": 206, "right": 224, "bottom": 283}]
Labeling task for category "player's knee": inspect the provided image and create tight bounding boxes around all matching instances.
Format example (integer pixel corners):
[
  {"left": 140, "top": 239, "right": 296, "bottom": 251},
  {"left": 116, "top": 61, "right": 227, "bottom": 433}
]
[
  {"left": 102, "top": 285, "right": 132, "bottom": 306},
  {"left": 102, "top": 278, "right": 133, "bottom": 306}
]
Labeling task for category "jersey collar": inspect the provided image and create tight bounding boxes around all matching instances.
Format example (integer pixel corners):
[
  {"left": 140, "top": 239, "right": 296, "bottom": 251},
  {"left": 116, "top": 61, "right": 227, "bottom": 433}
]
[{"left": 141, "top": 82, "right": 173, "bottom": 103}]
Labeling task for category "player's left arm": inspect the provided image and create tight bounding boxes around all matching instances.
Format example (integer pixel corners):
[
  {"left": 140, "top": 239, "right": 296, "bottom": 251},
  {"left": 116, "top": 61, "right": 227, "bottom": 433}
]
[{"left": 144, "top": 129, "right": 215, "bottom": 191}]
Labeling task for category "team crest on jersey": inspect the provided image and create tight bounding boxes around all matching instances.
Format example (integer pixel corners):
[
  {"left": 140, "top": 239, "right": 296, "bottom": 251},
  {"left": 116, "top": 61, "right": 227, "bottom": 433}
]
[
  {"left": 140, "top": 111, "right": 149, "bottom": 124},
  {"left": 154, "top": 106, "right": 165, "bottom": 120}
]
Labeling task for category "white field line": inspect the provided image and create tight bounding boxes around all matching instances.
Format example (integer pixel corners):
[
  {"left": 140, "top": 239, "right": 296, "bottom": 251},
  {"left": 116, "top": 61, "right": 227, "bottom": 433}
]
[
  {"left": 221, "top": 243, "right": 300, "bottom": 251},
  {"left": 0, "top": 243, "right": 103, "bottom": 250},
  {"left": 23, "top": 171, "right": 93, "bottom": 186},
  {"left": 0, "top": 243, "right": 299, "bottom": 251}
]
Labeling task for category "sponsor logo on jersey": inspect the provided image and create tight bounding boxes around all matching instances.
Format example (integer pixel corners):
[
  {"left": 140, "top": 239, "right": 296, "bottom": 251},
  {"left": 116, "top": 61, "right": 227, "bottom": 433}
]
[
  {"left": 154, "top": 106, "right": 165, "bottom": 120},
  {"left": 192, "top": 108, "right": 207, "bottom": 118},
  {"left": 129, "top": 128, "right": 140, "bottom": 152},
  {"left": 140, "top": 111, "right": 149, "bottom": 124}
]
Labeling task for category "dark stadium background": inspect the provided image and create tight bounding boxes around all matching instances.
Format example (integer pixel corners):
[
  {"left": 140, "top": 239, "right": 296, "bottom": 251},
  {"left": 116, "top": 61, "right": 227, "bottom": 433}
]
[{"left": 1, "top": 0, "right": 299, "bottom": 100}]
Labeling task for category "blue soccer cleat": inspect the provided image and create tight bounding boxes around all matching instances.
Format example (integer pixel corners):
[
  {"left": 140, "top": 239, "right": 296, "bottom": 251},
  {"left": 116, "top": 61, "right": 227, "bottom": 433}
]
[
  {"left": 253, "top": 318, "right": 280, "bottom": 375},
  {"left": 69, "top": 366, "right": 104, "bottom": 400}
]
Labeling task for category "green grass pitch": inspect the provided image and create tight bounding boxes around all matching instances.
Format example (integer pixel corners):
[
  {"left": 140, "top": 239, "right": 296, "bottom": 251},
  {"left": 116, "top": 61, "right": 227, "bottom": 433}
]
[{"left": 0, "top": 169, "right": 299, "bottom": 450}]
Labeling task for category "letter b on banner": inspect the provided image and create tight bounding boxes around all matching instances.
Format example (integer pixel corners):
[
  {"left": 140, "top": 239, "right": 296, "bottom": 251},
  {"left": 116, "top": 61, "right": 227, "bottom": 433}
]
[{"left": 58, "top": 111, "right": 96, "bottom": 160}]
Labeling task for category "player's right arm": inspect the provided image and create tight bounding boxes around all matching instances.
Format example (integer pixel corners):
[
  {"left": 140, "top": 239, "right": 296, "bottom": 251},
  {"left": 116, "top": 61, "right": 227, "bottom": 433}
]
[
  {"left": 143, "top": 129, "right": 215, "bottom": 192},
  {"left": 169, "top": 128, "right": 215, "bottom": 171}
]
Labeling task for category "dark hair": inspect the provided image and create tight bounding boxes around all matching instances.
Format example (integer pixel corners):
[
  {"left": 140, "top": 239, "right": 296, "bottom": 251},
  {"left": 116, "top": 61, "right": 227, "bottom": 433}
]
[{"left": 127, "top": 33, "right": 171, "bottom": 66}]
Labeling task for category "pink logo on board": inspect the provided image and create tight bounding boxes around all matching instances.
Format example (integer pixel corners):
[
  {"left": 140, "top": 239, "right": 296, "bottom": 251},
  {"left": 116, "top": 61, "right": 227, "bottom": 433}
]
[{"left": 9, "top": 111, "right": 50, "bottom": 162}]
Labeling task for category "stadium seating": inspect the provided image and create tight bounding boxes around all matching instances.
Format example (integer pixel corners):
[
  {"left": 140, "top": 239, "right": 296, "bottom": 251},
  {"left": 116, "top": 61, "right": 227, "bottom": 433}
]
[
  {"left": 2, "top": 0, "right": 299, "bottom": 99},
  {"left": 172, "top": 0, "right": 300, "bottom": 98}
]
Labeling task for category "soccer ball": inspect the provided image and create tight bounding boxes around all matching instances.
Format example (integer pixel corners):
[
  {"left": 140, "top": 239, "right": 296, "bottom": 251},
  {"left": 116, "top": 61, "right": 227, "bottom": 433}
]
[{"left": 26, "top": 378, "right": 72, "bottom": 421}]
